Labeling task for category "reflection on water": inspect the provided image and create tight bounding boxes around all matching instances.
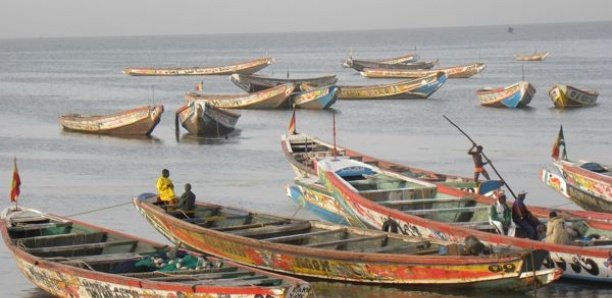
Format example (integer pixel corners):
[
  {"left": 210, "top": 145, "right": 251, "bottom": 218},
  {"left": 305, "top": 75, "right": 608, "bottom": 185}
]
[
  {"left": 176, "top": 129, "right": 243, "bottom": 145},
  {"left": 60, "top": 130, "right": 163, "bottom": 144}
]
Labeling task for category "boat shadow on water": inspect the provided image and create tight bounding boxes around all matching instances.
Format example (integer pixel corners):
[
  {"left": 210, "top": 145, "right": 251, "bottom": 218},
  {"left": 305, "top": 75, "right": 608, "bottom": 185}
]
[
  {"left": 59, "top": 130, "right": 163, "bottom": 144},
  {"left": 176, "top": 129, "right": 242, "bottom": 145}
]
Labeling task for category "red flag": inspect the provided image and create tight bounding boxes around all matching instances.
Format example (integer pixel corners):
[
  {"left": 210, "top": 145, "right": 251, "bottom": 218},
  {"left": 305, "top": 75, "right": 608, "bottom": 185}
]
[
  {"left": 288, "top": 109, "right": 296, "bottom": 134},
  {"left": 551, "top": 125, "right": 566, "bottom": 160},
  {"left": 10, "top": 158, "right": 21, "bottom": 202}
]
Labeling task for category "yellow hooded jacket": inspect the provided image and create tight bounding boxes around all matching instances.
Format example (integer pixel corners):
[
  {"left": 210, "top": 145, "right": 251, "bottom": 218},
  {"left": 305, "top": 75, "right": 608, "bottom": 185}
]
[{"left": 156, "top": 176, "right": 175, "bottom": 202}]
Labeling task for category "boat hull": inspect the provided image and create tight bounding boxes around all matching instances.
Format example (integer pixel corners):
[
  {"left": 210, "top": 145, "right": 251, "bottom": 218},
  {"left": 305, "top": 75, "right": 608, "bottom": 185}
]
[
  {"left": 360, "top": 63, "right": 485, "bottom": 79},
  {"left": 554, "top": 160, "right": 612, "bottom": 212},
  {"left": 178, "top": 101, "right": 240, "bottom": 136},
  {"left": 477, "top": 81, "right": 535, "bottom": 108},
  {"left": 59, "top": 105, "right": 164, "bottom": 136},
  {"left": 287, "top": 184, "right": 351, "bottom": 225},
  {"left": 187, "top": 83, "right": 295, "bottom": 109},
  {"left": 231, "top": 74, "right": 337, "bottom": 93},
  {"left": 346, "top": 59, "right": 436, "bottom": 72},
  {"left": 515, "top": 52, "right": 549, "bottom": 61},
  {"left": 122, "top": 57, "right": 273, "bottom": 76},
  {"left": 549, "top": 84, "right": 599, "bottom": 108},
  {"left": 336, "top": 72, "right": 447, "bottom": 100},
  {"left": 292, "top": 86, "right": 338, "bottom": 110},
  {"left": 542, "top": 168, "right": 612, "bottom": 212}
]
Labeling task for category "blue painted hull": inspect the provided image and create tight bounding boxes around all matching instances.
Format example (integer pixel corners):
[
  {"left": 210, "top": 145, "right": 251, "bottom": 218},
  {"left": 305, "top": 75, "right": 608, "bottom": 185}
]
[
  {"left": 477, "top": 81, "right": 535, "bottom": 108},
  {"left": 286, "top": 185, "right": 349, "bottom": 225},
  {"left": 410, "top": 72, "right": 448, "bottom": 98},
  {"left": 293, "top": 86, "right": 338, "bottom": 110}
]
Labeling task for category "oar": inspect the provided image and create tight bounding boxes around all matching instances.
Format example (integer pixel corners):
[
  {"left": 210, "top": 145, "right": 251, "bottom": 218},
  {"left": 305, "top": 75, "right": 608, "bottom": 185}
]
[{"left": 443, "top": 115, "right": 518, "bottom": 200}]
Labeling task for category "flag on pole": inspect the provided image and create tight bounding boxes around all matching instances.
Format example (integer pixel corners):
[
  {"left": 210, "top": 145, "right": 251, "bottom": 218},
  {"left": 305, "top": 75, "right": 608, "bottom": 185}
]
[
  {"left": 195, "top": 81, "right": 203, "bottom": 92},
  {"left": 551, "top": 125, "right": 567, "bottom": 160},
  {"left": 288, "top": 108, "right": 296, "bottom": 135},
  {"left": 10, "top": 158, "right": 21, "bottom": 202}
]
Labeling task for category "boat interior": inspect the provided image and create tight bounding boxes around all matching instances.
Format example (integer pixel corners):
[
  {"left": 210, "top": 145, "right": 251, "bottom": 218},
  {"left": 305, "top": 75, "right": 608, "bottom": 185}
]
[{"left": 6, "top": 209, "right": 289, "bottom": 287}]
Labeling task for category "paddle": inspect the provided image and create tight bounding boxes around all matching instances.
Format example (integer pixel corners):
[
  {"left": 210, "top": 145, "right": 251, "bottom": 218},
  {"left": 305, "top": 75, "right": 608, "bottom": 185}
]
[{"left": 443, "top": 115, "right": 518, "bottom": 200}]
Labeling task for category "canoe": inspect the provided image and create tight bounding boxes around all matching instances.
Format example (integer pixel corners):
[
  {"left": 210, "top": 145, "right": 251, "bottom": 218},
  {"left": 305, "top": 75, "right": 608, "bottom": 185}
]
[
  {"left": 342, "top": 53, "right": 419, "bottom": 67},
  {"left": 326, "top": 72, "right": 447, "bottom": 100},
  {"left": 360, "top": 63, "right": 485, "bottom": 79},
  {"left": 0, "top": 206, "right": 312, "bottom": 298},
  {"left": 59, "top": 105, "right": 164, "bottom": 136},
  {"left": 515, "top": 52, "right": 549, "bottom": 62},
  {"left": 548, "top": 84, "right": 599, "bottom": 108},
  {"left": 291, "top": 85, "right": 338, "bottom": 110},
  {"left": 122, "top": 57, "right": 274, "bottom": 76},
  {"left": 185, "top": 83, "right": 295, "bottom": 109},
  {"left": 134, "top": 193, "right": 562, "bottom": 290},
  {"left": 230, "top": 74, "right": 337, "bottom": 93},
  {"left": 176, "top": 100, "right": 241, "bottom": 137},
  {"left": 477, "top": 81, "right": 536, "bottom": 108},
  {"left": 552, "top": 157, "right": 612, "bottom": 212},
  {"left": 281, "top": 132, "right": 612, "bottom": 282},
  {"left": 345, "top": 59, "right": 438, "bottom": 72}
]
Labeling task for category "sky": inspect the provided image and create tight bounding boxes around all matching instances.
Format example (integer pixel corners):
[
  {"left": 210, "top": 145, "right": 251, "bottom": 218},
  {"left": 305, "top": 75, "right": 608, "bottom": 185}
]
[{"left": 1, "top": 0, "right": 611, "bottom": 39}]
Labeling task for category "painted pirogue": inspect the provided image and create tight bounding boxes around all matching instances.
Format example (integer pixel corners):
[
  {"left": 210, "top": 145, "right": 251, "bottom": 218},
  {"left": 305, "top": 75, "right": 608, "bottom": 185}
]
[
  {"left": 477, "top": 81, "right": 536, "bottom": 108},
  {"left": 176, "top": 100, "right": 241, "bottom": 137},
  {"left": 342, "top": 52, "right": 420, "bottom": 67},
  {"left": 328, "top": 72, "right": 448, "bottom": 100},
  {"left": 122, "top": 57, "right": 274, "bottom": 76},
  {"left": 134, "top": 193, "right": 562, "bottom": 291},
  {"left": 58, "top": 105, "right": 164, "bottom": 136},
  {"left": 0, "top": 206, "right": 312, "bottom": 298},
  {"left": 280, "top": 132, "right": 612, "bottom": 282},
  {"left": 230, "top": 73, "right": 337, "bottom": 93},
  {"left": 360, "top": 63, "right": 485, "bottom": 79},
  {"left": 185, "top": 83, "right": 295, "bottom": 109},
  {"left": 548, "top": 84, "right": 599, "bottom": 108},
  {"left": 344, "top": 59, "right": 437, "bottom": 72},
  {"left": 514, "top": 52, "right": 549, "bottom": 62}
]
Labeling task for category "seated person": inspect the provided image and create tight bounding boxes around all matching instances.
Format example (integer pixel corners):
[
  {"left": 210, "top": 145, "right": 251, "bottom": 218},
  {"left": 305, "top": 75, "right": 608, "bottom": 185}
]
[
  {"left": 156, "top": 169, "right": 176, "bottom": 205},
  {"left": 511, "top": 191, "right": 541, "bottom": 240},
  {"left": 544, "top": 211, "right": 570, "bottom": 245},
  {"left": 176, "top": 183, "right": 196, "bottom": 214},
  {"left": 488, "top": 192, "right": 516, "bottom": 236}
]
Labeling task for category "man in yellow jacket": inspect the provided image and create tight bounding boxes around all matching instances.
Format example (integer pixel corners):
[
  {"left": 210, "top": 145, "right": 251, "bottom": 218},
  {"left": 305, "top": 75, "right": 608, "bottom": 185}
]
[{"left": 156, "top": 169, "right": 175, "bottom": 204}]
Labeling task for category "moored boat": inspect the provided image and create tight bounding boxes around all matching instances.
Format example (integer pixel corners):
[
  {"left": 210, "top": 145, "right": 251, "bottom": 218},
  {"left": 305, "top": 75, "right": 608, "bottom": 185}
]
[
  {"left": 134, "top": 193, "right": 561, "bottom": 290},
  {"left": 231, "top": 74, "right": 337, "bottom": 93},
  {"left": 330, "top": 72, "right": 447, "bottom": 100},
  {"left": 477, "top": 81, "right": 536, "bottom": 108},
  {"left": 291, "top": 85, "right": 338, "bottom": 110},
  {"left": 515, "top": 52, "right": 549, "bottom": 62},
  {"left": 59, "top": 105, "right": 164, "bottom": 136},
  {"left": 548, "top": 84, "right": 599, "bottom": 108},
  {"left": 122, "top": 57, "right": 274, "bottom": 76},
  {"left": 342, "top": 53, "right": 419, "bottom": 67},
  {"left": 1, "top": 206, "right": 312, "bottom": 298},
  {"left": 360, "top": 63, "right": 485, "bottom": 79},
  {"left": 185, "top": 83, "right": 295, "bottom": 109},
  {"left": 345, "top": 59, "right": 438, "bottom": 72},
  {"left": 176, "top": 100, "right": 241, "bottom": 137}
]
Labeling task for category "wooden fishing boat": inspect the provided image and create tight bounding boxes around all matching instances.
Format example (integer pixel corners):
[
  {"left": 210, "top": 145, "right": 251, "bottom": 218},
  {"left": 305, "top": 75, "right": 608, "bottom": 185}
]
[
  {"left": 477, "top": 81, "right": 536, "bottom": 108},
  {"left": 552, "top": 159, "right": 612, "bottom": 213},
  {"left": 345, "top": 59, "right": 438, "bottom": 72},
  {"left": 176, "top": 100, "right": 241, "bottom": 137},
  {"left": 328, "top": 72, "right": 447, "bottom": 100},
  {"left": 59, "top": 105, "right": 164, "bottom": 136},
  {"left": 360, "top": 63, "right": 485, "bottom": 79},
  {"left": 230, "top": 74, "right": 337, "bottom": 93},
  {"left": 0, "top": 206, "right": 312, "bottom": 298},
  {"left": 134, "top": 193, "right": 562, "bottom": 290},
  {"left": 281, "top": 132, "right": 612, "bottom": 282},
  {"left": 515, "top": 52, "right": 549, "bottom": 62},
  {"left": 342, "top": 53, "right": 419, "bottom": 67},
  {"left": 185, "top": 83, "right": 295, "bottom": 109},
  {"left": 291, "top": 85, "right": 338, "bottom": 110},
  {"left": 122, "top": 57, "right": 274, "bottom": 76},
  {"left": 548, "top": 84, "right": 599, "bottom": 108}
]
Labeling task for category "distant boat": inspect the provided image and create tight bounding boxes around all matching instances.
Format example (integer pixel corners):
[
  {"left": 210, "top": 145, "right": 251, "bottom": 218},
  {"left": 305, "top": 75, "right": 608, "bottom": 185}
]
[
  {"left": 230, "top": 74, "right": 337, "bottom": 93},
  {"left": 176, "top": 100, "right": 241, "bottom": 136},
  {"left": 185, "top": 83, "right": 295, "bottom": 109},
  {"left": 508, "top": 27, "right": 514, "bottom": 33},
  {"left": 59, "top": 105, "right": 164, "bottom": 136},
  {"left": 477, "top": 81, "right": 535, "bottom": 108},
  {"left": 342, "top": 52, "right": 419, "bottom": 68},
  {"left": 515, "top": 52, "right": 549, "bottom": 61},
  {"left": 122, "top": 57, "right": 274, "bottom": 76},
  {"left": 344, "top": 59, "right": 437, "bottom": 72},
  {"left": 360, "top": 63, "right": 485, "bottom": 79},
  {"left": 291, "top": 85, "right": 338, "bottom": 110},
  {"left": 548, "top": 84, "right": 599, "bottom": 108}
]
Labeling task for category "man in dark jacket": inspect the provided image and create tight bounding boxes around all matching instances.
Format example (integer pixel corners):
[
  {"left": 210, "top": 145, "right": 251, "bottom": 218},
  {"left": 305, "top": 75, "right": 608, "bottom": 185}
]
[{"left": 177, "top": 183, "right": 196, "bottom": 212}]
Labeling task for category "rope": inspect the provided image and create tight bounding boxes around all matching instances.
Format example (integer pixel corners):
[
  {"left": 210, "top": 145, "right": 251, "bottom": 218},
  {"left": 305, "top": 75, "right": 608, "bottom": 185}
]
[
  {"left": 290, "top": 203, "right": 303, "bottom": 218},
  {"left": 66, "top": 202, "right": 133, "bottom": 218}
]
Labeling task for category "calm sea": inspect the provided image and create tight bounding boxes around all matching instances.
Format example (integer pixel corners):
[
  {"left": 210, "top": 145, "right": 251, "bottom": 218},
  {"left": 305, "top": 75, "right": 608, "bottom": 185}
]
[{"left": 0, "top": 22, "right": 611, "bottom": 297}]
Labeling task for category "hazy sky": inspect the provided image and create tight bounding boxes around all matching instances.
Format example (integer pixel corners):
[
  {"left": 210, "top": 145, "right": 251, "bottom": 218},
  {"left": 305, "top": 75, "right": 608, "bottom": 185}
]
[{"left": 1, "top": 0, "right": 611, "bottom": 39}]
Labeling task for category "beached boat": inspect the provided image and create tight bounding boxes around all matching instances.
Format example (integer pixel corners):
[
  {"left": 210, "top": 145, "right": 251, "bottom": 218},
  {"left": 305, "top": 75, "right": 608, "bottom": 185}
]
[
  {"left": 59, "top": 105, "right": 164, "bottom": 136},
  {"left": 1, "top": 206, "right": 312, "bottom": 298},
  {"left": 230, "top": 74, "right": 337, "bottom": 93},
  {"left": 342, "top": 53, "right": 419, "bottom": 67},
  {"left": 548, "top": 84, "right": 599, "bottom": 108},
  {"left": 345, "top": 59, "right": 437, "bottom": 72},
  {"left": 515, "top": 52, "right": 549, "bottom": 62},
  {"left": 329, "top": 72, "right": 448, "bottom": 100},
  {"left": 134, "top": 193, "right": 561, "bottom": 290},
  {"left": 185, "top": 83, "right": 295, "bottom": 109},
  {"left": 477, "top": 81, "right": 536, "bottom": 108},
  {"left": 122, "top": 57, "right": 274, "bottom": 76},
  {"left": 291, "top": 85, "right": 338, "bottom": 110},
  {"left": 360, "top": 63, "right": 485, "bottom": 79},
  {"left": 176, "top": 100, "right": 241, "bottom": 137}
]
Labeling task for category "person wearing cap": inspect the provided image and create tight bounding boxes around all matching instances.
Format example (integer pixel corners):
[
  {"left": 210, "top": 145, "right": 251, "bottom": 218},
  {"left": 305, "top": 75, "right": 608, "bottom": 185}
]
[
  {"left": 511, "top": 191, "right": 541, "bottom": 240},
  {"left": 489, "top": 191, "right": 515, "bottom": 236},
  {"left": 468, "top": 144, "right": 490, "bottom": 182}
]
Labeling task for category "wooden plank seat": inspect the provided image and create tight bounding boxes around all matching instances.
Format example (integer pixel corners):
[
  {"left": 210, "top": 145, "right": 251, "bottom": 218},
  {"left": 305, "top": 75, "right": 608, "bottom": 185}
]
[
  {"left": 212, "top": 220, "right": 290, "bottom": 232},
  {"left": 377, "top": 197, "right": 475, "bottom": 205},
  {"left": 262, "top": 228, "right": 347, "bottom": 243},
  {"left": 306, "top": 234, "right": 387, "bottom": 248},
  {"left": 404, "top": 206, "right": 489, "bottom": 216},
  {"left": 193, "top": 214, "right": 252, "bottom": 227},
  {"left": 120, "top": 267, "right": 239, "bottom": 278},
  {"left": 49, "top": 252, "right": 142, "bottom": 264},
  {"left": 147, "top": 269, "right": 255, "bottom": 281},
  {"left": 230, "top": 222, "right": 311, "bottom": 238},
  {"left": 15, "top": 232, "right": 108, "bottom": 248},
  {"left": 9, "top": 221, "right": 72, "bottom": 232},
  {"left": 26, "top": 239, "right": 137, "bottom": 255}
]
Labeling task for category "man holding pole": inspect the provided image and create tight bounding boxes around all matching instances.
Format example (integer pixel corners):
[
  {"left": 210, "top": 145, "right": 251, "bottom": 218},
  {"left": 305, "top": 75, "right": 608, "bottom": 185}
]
[{"left": 468, "top": 144, "right": 491, "bottom": 182}]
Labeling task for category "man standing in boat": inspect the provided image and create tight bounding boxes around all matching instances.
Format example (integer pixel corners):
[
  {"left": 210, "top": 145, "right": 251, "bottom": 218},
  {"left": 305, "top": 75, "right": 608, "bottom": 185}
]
[
  {"left": 156, "top": 169, "right": 176, "bottom": 204},
  {"left": 468, "top": 144, "right": 491, "bottom": 182}
]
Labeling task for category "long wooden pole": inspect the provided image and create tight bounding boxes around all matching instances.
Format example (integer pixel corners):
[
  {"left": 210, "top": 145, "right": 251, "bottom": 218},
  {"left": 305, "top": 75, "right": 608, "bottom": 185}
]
[{"left": 442, "top": 115, "right": 517, "bottom": 199}]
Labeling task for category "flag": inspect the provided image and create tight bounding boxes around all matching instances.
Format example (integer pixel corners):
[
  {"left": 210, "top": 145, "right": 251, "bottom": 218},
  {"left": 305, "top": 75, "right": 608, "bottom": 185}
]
[
  {"left": 551, "top": 125, "right": 567, "bottom": 160},
  {"left": 195, "top": 81, "right": 203, "bottom": 92},
  {"left": 10, "top": 158, "right": 21, "bottom": 202},
  {"left": 288, "top": 108, "right": 296, "bottom": 135}
]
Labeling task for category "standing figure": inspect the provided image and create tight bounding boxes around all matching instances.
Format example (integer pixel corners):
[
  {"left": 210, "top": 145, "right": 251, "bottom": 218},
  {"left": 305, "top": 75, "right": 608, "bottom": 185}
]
[
  {"left": 177, "top": 183, "right": 196, "bottom": 213},
  {"left": 468, "top": 145, "right": 491, "bottom": 181},
  {"left": 489, "top": 192, "right": 516, "bottom": 236},
  {"left": 511, "top": 191, "right": 541, "bottom": 240},
  {"left": 156, "top": 169, "right": 175, "bottom": 204}
]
